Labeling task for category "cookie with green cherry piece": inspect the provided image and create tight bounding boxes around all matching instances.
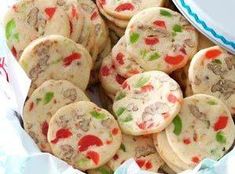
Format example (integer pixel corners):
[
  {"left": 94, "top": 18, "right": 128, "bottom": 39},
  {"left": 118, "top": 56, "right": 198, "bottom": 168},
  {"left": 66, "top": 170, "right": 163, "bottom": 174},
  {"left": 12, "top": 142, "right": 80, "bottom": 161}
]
[
  {"left": 4, "top": 0, "right": 84, "bottom": 59},
  {"left": 47, "top": 101, "right": 122, "bottom": 171},
  {"left": 23, "top": 79, "right": 89, "bottom": 153},
  {"left": 113, "top": 71, "right": 183, "bottom": 136},
  {"left": 112, "top": 37, "right": 144, "bottom": 78},
  {"left": 19, "top": 35, "right": 92, "bottom": 95},
  {"left": 125, "top": 7, "right": 198, "bottom": 73},
  {"left": 165, "top": 94, "right": 235, "bottom": 166},
  {"left": 189, "top": 46, "right": 235, "bottom": 115}
]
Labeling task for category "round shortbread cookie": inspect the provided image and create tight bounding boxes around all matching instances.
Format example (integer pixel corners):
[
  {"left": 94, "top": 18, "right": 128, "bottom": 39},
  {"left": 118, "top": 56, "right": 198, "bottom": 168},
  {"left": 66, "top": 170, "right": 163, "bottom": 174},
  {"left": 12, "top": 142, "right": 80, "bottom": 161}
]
[
  {"left": 23, "top": 80, "right": 89, "bottom": 152},
  {"left": 188, "top": 46, "right": 235, "bottom": 114},
  {"left": 112, "top": 37, "right": 144, "bottom": 78},
  {"left": 96, "top": 1, "right": 129, "bottom": 29},
  {"left": 125, "top": 7, "right": 198, "bottom": 73},
  {"left": 19, "top": 35, "right": 92, "bottom": 94},
  {"left": 107, "top": 134, "right": 164, "bottom": 172},
  {"left": 113, "top": 71, "right": 183, "bottom": 135},
  {"left": 87, "top": 165, "right": 113, "bottom": 174},
  {"left": 4, "top": 0, "right": 70, "bottom": 59},
  {"left": 48, "top": 101, "right": 122, "bottom": 171},
  {"left": 78, "top": 0, "right": 109, "bottom": 52},
  {"left": 153, "top": 131, "right": 192, "bottom": 172},
  {"left": 98, "top": 0, "right": 165, "bottom": 20},
  {"left": 99, "top": 54, "right": 127, "bottom": 95},
  {"left": 165, "top": 94, "right": 235, "bottom": 166}
]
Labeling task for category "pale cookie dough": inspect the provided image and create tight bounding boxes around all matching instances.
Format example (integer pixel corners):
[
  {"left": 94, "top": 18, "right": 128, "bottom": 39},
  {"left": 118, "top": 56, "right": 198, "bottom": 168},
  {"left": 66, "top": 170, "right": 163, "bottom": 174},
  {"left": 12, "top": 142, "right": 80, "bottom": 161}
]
[
  {"left": 23, "top": 80, "right": 89, "bottom": 152},
  {"left": 125, "top": 7, "right": 198, "bottom": 73},
  {"left": 113, "top": 71, "right": 183, "bottom": 135},
  {"left": 48, "top": 101, "right": 122, "bottom": 171},
  {"left": 19, "top": 35, "right": 92, "bottom": 94},
  {"left": 189, "top": 46, "right": 235, "bottom": 114},
  {"left": 153, "top": 131, "right": 192, "bottom": 172},
  {"left": 165, "top": 94, "right": 235, "bottom": 166},
  {"left": 4, "top": 0, "right": 71, "bottom": 59}
]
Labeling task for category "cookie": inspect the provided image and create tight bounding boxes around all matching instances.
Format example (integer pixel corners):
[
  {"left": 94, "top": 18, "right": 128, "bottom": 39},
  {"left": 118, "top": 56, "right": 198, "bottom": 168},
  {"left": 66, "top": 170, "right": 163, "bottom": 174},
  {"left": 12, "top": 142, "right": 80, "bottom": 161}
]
[
  {"left": 165, "top": 94, "right": 235, "bottom": 166},
  {"left": 99, "top": 0, "right": 165, "bottom": 20},
  {"left": 107, "top": 134, "right": 164, "bottom": 172},
  {"left": 159, "top": 164, "right": 177, "bottom": 174},
  {"left": 4, "top": 0, "right": 70, "bottom": 59},
  {"left": 96, "top": 1, "right": 129, "bottom": 29},
  {"left": 23, "top": 80, "right": 89, "bottom": 152},
  {"left": 125, "top": 7, "right": 198, "bottom": 73},
  {"left": 87, "top": 165, "right": 113, "bottom": 174},
  {"left": 188, "top": 46, "right": 235, "bottom": 114},
  {"left": 153, "top": 131, "right": 192, "bottom": 172},
  {"left": 113, "top": 71, "right": 183, "bottom": 135},
  {"left": 99, "top": 54, "right": 126, "bottom": 95},
  {"left": 47, "top": 101, "right": 122, "bottom": 171},
  {"left": 19, "top": 35, "right": 92, "bottom": 94},
  {"left": 78, "top": 0, "right": 109, "bottom": 52},
  {"left": 112, "top": 37, "right": 143, "bottom": 78}
]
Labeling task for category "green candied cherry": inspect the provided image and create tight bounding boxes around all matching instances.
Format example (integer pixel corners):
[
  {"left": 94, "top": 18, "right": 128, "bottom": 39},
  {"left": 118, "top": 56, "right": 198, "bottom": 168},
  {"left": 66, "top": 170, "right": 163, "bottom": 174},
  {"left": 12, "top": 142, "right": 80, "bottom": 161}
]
[
  {"left": 148, "top": 52, "right": 160, "bottom": 61},
  {"left": 115, "top": 107, "right": 126, "bottom": 117},
  {"left": 43, "top": 92, "right": 54, "bottom": 105},
  {"left": 216, "top": 131, "right": 226, "bottom": 144},
  {"left": 90, "top": 111, "right": 106, "bottom": 120},
  {"left": 160, "top": 9, "right": 172, "bottom": 17},
  {"left": 130, "top": 32, "right": 140, "bottom": 44},
  {"left": 134, "top": 76, "right": 151, "bottom": 88},
  {"left": 172, "top": 115, "right": 182, "bottom": 135},
  {"left": 6, "top": 19, "right": 19, "bottom": 41}
]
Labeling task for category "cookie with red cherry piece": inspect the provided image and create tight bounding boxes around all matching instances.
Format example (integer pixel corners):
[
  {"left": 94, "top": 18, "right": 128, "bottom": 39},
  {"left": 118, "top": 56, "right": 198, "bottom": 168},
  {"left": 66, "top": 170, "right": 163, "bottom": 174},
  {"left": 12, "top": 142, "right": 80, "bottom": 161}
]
[
  {"left": 125, "top": 7, "right": 198, "bottom": 73},
  {"left": 47, "top": 101, "right": 122, "bottom": 171},
  {"left": 19, "top": 35, "right": 92, "bottom": 95},
  {"left": 113, "top": 71, "right": 183, "bottom": 135},
  {"left": 112, "top": 37, "right": 143, "bottom": 78},
  {"left": 4, "top": 0, "right": 84, "bottom": 59},
  {"left": 23, "top": 80, "right": 89, "bottom": 152},
  {"left": 189, "top": 46, "right": 235, "bottom": 114},
  {"left": 165, "top": 94, "right": 235, "bottom": 166}
]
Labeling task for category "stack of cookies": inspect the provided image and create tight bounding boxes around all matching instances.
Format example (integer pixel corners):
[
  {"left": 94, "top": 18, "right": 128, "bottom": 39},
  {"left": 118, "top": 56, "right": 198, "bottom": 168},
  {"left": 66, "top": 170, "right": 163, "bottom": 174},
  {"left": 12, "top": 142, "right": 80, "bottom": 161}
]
[
  {"left": 3, "top": 0, "right": 235, "bottom": 174},
  {"left": 96, "top": 0, "right": 166, "bottom": 45}
]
